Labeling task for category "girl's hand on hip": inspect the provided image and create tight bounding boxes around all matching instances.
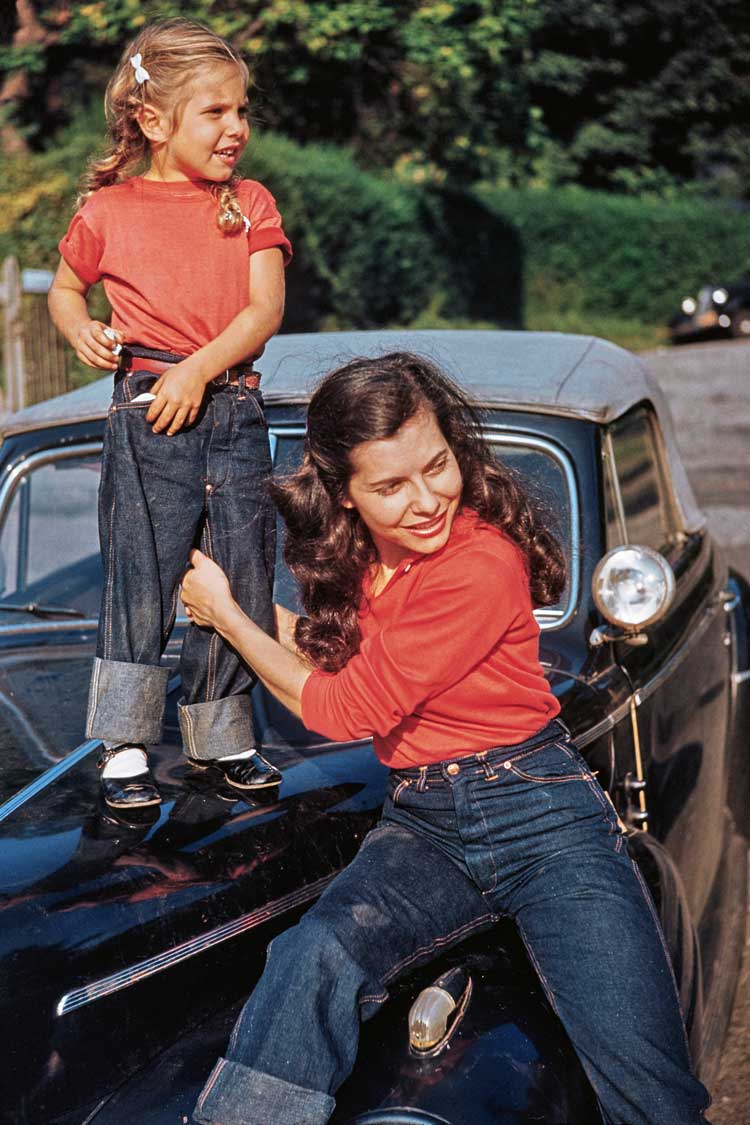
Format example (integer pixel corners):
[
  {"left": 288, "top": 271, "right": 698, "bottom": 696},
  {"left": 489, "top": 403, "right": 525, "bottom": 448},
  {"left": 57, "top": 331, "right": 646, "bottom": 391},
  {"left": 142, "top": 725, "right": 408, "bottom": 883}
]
[
  {"left": 146, "top": 361, "right": 206, "bottom": 435},
  {"left": 75, "top": 320, "right": 122, "bottom": 370},
  {"left": 182, "top": 550, "right": 239, "bottom": 634}
]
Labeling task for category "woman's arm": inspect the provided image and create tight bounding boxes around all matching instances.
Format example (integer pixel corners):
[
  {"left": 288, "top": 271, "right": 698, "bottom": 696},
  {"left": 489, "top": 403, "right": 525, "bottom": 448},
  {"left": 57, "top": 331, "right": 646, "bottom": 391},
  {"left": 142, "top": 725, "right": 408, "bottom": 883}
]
[
  {"left": 146, "top": 248, "right": 285, "bottom": 435},
  {"left": 48, "top": 258, "right": 123, "bottom": 370},
  {"left": 274, "top": 603, "right": 301, "bottom": 652},
  {"left": 181, "top": 550, "right": 309, "bottom": 717}
]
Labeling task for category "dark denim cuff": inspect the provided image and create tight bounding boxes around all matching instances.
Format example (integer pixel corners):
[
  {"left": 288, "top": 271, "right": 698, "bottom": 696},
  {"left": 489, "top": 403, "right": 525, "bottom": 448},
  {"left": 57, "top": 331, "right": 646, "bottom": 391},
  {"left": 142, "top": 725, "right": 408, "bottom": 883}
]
[
  {"left": 86, "top": 656, "right": 169, "bottom": 744},
  {"left": 193, "top": 1057, "right": 335, "bottom": 1125},
  {"left": 178, "top": 694, "right": 256, "bottom": 760}
]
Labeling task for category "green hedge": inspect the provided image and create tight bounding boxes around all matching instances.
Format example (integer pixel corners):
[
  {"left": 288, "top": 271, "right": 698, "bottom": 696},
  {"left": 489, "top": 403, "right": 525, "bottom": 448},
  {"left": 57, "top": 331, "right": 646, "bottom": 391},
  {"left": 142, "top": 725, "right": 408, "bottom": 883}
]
[
  {"left": 478, "top": 185, "right": 750, "bottom": 323},
  {"left": 4, "top": 123, "right": 750, "bottom": 339},
  {"left": 240, "top": 134, "right": 440, "bottom": 331}
]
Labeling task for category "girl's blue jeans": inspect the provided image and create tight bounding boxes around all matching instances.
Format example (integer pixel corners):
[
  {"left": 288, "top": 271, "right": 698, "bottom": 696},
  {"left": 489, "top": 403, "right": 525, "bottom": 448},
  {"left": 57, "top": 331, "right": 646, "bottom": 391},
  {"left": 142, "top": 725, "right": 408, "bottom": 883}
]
[
  {"left": 194, "top": 720, "right": 710, "bottom": 1125},
  {"left": 86, "top": 370, "right": 276, "bottom": 759}
]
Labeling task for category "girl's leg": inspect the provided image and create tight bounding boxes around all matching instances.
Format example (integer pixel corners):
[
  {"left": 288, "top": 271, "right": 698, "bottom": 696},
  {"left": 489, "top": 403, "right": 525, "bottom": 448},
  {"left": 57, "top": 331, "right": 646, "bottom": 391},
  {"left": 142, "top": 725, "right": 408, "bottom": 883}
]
[
  {"left": 193, "top": 819, "right": 494, "bottom": 1125},
  {"left": 87, "top": 374, "right": 207, "bottom": 747},
  {"left": 179, "top": 387, "right": 276, "bottom": 764}
]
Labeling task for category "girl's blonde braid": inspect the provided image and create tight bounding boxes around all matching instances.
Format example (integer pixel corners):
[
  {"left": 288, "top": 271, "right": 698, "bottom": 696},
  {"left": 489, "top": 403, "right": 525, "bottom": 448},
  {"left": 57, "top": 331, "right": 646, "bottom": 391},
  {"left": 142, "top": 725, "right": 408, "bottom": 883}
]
[{"left": 215, "top": 176, "right": 246, "bottom": 235}]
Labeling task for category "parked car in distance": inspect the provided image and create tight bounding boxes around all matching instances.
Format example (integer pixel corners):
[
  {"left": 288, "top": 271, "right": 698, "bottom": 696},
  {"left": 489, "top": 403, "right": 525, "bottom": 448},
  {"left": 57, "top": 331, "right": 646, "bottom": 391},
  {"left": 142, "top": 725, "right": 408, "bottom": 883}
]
[
  {"left": 0, "top": 330, "right": 748, "bottom": 1125},
  {"left": 670, "top": 276, "right": 750, "bottom": 342}
]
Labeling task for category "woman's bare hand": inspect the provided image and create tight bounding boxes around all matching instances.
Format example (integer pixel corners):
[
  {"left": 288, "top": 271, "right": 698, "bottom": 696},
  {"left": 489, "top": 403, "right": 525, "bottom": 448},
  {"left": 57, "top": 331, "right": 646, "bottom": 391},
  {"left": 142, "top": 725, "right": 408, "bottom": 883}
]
[{"left": 181, "top": 550, "right": 239, "bottom": 633}]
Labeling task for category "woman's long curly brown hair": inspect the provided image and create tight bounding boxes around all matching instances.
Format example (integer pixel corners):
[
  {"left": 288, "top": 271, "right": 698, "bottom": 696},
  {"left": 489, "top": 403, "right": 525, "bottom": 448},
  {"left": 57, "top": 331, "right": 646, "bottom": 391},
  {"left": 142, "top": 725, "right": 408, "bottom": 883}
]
[{"left": 271, "top": 352, "right": 566, "bottom": 673}]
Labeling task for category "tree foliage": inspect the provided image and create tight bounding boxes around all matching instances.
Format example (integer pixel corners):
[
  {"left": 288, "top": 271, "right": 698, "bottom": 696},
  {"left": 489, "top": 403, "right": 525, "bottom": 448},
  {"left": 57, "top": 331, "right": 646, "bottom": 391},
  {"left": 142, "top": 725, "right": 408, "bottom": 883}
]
[{"left": 2, "top": 0, "right": 750, "bottom": 193}]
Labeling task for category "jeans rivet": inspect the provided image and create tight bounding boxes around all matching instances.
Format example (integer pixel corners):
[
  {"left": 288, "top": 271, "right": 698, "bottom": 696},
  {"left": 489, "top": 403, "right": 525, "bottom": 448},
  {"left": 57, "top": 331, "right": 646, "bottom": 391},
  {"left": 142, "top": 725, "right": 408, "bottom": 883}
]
[{"left": 503, "top": 760, "right": 512, "bottom": 770}]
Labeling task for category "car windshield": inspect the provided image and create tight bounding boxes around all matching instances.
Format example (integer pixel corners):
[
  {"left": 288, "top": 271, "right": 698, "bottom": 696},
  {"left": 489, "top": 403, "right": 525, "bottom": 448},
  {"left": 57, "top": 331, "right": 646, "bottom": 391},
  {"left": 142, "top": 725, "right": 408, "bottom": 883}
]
[{"left": 0, "top": 431, "right": 574, "bottom": 626}]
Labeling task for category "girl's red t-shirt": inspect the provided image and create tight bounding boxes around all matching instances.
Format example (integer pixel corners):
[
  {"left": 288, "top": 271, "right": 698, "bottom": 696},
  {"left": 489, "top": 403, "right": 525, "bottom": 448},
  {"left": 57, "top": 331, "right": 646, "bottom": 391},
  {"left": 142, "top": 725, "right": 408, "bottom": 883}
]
[
  {"left": 58, "top": 177, "right": 292, "bottom": 355},
  {"left": 301, "top": 510, "right": 560, "bottom": 770}
]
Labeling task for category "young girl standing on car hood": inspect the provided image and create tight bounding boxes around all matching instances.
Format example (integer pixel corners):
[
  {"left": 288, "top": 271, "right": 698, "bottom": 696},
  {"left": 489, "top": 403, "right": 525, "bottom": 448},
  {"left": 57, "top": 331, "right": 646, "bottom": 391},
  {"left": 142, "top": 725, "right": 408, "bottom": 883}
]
[{"left": 49, "top": 19, "right": 292, "bottom": 809}]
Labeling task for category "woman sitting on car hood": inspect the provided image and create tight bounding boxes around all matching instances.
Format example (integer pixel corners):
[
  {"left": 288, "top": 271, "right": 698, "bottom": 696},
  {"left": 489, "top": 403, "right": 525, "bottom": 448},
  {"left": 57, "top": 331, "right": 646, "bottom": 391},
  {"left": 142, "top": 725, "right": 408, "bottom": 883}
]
[{"left": 182, "top": 351, "right": 710, "bottom": 1125}]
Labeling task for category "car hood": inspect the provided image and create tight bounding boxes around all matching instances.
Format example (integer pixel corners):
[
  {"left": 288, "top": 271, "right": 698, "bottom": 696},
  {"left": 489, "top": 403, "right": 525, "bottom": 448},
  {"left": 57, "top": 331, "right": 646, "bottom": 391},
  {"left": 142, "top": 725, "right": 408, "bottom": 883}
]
[{"left": 0, "top": 653, "right": 617, "bottom": 1124}]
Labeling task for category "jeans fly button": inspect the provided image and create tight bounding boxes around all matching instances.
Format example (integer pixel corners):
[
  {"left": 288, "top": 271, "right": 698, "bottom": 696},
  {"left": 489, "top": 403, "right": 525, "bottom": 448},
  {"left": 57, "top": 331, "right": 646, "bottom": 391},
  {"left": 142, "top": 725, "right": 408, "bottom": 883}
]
[{"left": 446, "top": 763, "right": 460, "bottom": 776}]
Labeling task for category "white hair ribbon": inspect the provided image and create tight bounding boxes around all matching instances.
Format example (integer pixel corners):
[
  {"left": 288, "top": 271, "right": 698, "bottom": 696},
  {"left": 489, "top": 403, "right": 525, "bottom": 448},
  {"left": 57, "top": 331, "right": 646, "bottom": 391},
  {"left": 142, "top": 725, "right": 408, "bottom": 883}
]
[{"left": 129, "top": 54, "right": 150, "bottom": 85}]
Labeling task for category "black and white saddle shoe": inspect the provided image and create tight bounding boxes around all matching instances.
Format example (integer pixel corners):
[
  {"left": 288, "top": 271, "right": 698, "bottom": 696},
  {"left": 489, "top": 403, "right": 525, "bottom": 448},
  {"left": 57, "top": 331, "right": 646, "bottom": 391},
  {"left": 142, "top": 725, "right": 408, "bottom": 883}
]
[
  {"left": 189, "top": 751, "right": 282, "bottom": 790},
  {"left": 97, "top": 746, "right": 162, "bottom": 809}
]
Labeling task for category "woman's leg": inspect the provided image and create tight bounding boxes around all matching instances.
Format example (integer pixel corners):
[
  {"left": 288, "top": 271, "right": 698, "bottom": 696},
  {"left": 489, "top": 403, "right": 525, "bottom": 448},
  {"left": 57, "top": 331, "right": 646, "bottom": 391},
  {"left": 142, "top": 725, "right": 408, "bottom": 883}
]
[
  {"left": 509, "top": 842, "right": 710, "bottom": 1125},
  {"left": 193, "top": 819, "right": 494, "bottom": 1125},
  {"left": 458, "top": 738, "right": 711, "bottom": 1125}
]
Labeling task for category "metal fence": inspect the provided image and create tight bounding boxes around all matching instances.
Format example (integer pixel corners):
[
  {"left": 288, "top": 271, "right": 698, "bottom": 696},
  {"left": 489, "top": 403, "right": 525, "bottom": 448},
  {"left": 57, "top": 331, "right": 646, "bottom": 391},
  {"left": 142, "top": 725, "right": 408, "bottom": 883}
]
[{"left": 0, "top": 256, "right": 71, "bottom": 413}]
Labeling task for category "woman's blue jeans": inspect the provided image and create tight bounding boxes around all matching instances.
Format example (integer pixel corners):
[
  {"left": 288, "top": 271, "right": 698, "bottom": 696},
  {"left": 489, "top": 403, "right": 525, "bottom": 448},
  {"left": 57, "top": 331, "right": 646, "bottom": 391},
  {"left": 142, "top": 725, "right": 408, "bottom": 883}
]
[
  {"left": 194, "top": 721, "right": 710, "bottom": 1125},
  {"left": 86, "top": 371, "right": 276, "bottom": 759}
]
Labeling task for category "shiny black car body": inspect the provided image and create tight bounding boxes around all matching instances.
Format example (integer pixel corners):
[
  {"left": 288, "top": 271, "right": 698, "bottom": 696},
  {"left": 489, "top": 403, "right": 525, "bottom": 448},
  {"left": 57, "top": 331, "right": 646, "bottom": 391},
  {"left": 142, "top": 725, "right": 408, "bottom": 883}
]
[
  {"left": 669, "top": 277, "right": 750, "bottom": 342},
  {"left": 0, "top": 330, "right": 748, "bottom": 1125}
]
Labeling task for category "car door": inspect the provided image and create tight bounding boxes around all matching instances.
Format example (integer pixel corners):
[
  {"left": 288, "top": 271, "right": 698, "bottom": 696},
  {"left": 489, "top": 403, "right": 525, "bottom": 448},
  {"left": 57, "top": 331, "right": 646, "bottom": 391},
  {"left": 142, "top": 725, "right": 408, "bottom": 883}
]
[{"left": 603, "top": 403, "right": 732, "bottom": 929}]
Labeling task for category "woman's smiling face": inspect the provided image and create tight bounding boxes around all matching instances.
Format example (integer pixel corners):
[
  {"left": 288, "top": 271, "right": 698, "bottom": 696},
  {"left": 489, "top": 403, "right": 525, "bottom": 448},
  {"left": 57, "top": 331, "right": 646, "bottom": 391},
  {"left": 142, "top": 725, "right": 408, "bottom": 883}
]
[{"left": 342, "top": 408, "right": 463, "bottom": 568}]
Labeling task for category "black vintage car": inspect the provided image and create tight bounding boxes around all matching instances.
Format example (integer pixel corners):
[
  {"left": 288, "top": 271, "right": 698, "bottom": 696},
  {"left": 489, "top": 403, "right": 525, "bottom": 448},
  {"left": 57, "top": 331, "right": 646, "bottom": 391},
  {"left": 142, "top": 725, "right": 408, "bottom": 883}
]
[
  {"left": 0, "top": 330, "right": 748, "bottom": 1125},
  {"left": 669, "top": 277, "right": 750, "bottom": 342}
]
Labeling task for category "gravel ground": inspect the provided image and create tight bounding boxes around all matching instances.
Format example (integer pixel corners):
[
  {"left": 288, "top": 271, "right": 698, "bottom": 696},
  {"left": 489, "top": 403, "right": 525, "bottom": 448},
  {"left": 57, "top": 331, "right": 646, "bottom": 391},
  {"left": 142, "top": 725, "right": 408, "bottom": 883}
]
[{"left": 643, "top": 338, "right": 750, "bottom": 1123}]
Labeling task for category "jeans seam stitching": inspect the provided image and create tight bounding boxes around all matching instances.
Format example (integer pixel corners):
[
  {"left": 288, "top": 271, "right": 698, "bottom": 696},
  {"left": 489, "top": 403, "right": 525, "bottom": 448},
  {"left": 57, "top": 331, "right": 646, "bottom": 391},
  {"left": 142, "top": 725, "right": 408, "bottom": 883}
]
[
  {"left": 392, "top": 778, "right": 412, "bottom": 805},
  {"left": 381, "top": 913, "right": 499, "bottom": 984},
  {"left": 516, "top": 919, "right": 563, "bottom": 1018},
  {"left": 629, "top": 856, "right": 693, "bottom": 1058},
  {"left": 472, "top": 788, "right": 501, "bottom": 893},
  {"left": 103, "top": 496, "right": 116, "bottom": 659},
  {"left": 195, "top": 1057, "right": 224, "bottom": 1112},
  {"left": 182, "top": 703, "right": 197, "bottom": 757},
  {"left": 203, "top": 515, "right": 218, "bottom": 701},
  {"left": 87, "top": 658, "right": 101, "bottom": 734}
]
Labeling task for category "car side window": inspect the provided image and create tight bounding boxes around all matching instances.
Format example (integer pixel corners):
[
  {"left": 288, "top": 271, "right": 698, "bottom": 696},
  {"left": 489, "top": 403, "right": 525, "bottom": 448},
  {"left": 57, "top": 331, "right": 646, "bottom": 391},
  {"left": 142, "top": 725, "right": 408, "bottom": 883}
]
[
  {"left": 607, "top": 406, "right": 679, "bottom": 555},
  {"left": 0, "top": 451, "right": 103, "bottom": 617}
]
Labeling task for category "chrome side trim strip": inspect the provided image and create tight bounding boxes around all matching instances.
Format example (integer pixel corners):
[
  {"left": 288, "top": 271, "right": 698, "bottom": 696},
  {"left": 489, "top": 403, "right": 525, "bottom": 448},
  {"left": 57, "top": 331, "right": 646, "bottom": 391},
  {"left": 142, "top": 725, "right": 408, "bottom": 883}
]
[
  {"left": 0, "top": 739, "right": 100, "bottom": 824},
  {"left": 574, "top": 699, "right": 632, "bottom": 749},
  {"left": 0, "top": 614, "right": 190, "bottom": 637},
  {"left": 56, "top": 871, "right": 337, "bottom": 1016},
  {"left": 0, "top": 674, "right": 182, "bottom": 823}
]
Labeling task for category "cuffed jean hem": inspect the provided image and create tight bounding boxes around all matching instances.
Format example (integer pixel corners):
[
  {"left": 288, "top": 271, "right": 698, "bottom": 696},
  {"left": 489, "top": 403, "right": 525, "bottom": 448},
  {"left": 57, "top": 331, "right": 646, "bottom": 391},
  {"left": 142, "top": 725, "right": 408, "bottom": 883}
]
[
  {"left": 178, "top": 694, "right": 256, "bottom": 761},
  {"left": 193, "top": 1058, "right": 335, "bottom": 1125},
  {"left": 86, "top": 657, "right": 170, "bottom": 745}
]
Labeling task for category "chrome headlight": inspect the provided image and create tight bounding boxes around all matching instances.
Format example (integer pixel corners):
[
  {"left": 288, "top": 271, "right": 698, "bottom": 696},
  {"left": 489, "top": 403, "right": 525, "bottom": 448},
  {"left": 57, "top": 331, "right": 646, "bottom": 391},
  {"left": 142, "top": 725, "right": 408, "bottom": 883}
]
[
  {"left": 681, "top": 297, "right": 697, "bottom": 315},
  {"left": 713, "top": 287, "right": 729, "bottom": 304},
  {"left": 592, "top": 546, "right": 675, "bottom": 629},
  {"left": 408, "top": 966, "right": 471, "bottom": 1054}
]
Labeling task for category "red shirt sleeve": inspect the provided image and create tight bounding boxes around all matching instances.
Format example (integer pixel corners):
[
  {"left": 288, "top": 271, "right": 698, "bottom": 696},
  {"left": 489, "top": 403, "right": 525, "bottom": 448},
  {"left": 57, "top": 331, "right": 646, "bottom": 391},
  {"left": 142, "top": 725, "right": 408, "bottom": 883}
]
[
  {"left": 301, "top": 547, "right": 527, "bottom": 742},
  {"left": 241, "top": 181, "right": 293, "bottom": 265},
  {"left": 58, "top": 210, "right": 104, "bottom": 286}
]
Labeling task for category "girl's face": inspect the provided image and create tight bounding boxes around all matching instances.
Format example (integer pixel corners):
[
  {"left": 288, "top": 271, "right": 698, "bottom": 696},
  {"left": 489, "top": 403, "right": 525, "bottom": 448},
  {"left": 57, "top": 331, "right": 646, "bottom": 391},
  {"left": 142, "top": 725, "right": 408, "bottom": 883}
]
[
  {"left": 143, "top": 63, "right": 249, "bottom": 183},
  {"left": 342, "top": 408, "right": 463, "bottom": 569}
]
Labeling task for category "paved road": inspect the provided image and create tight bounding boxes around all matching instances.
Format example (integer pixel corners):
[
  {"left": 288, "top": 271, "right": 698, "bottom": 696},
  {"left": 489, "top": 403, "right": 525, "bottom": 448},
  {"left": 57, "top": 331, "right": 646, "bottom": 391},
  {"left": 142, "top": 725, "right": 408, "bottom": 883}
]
[{"left": 643, "top": 339, "right": 750, "bottom": 1123}]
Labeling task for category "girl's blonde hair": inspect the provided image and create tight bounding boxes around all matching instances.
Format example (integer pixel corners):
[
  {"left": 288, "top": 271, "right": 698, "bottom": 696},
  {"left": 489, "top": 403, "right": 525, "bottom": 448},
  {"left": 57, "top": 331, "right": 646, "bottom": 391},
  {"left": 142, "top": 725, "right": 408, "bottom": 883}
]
[{"left": 79, "top": 18, "right": 250, "bottom": 234}]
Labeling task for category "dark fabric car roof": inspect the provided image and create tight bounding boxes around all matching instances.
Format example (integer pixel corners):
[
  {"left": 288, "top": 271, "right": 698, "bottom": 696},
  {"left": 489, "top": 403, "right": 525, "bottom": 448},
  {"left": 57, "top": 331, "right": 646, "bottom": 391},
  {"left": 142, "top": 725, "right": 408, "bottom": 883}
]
[{"left": 0, "top": 330, "right": 704, "bottom": 530}]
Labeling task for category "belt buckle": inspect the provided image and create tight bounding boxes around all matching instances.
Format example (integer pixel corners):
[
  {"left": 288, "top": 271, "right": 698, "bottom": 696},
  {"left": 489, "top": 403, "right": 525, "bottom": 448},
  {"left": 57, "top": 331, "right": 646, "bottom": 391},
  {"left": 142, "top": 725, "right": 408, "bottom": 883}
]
[{"left": 212, "top": 370, "right": 231, "bottom": 388}]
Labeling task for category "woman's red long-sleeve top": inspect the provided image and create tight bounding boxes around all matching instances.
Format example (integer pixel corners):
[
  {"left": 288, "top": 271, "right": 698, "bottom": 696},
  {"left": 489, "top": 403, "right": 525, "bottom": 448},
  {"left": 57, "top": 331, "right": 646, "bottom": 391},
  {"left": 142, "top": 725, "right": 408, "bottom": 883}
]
[{"left": 300, "top": 510, "right": 560, "bottom": 769}]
